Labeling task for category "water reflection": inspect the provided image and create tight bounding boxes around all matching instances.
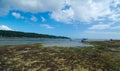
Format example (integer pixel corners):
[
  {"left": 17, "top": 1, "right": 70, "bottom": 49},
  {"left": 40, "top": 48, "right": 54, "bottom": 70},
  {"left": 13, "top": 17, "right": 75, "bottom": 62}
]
[{"left": 0, "top": 38, "right": 90, "bottom": 47}]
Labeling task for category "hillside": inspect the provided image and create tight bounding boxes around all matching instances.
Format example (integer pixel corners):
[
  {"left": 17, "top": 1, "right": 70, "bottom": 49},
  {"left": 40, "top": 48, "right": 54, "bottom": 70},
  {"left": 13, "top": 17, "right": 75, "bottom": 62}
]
[{"left": 0, "top": 30, "right": 70, "bottom": 39}]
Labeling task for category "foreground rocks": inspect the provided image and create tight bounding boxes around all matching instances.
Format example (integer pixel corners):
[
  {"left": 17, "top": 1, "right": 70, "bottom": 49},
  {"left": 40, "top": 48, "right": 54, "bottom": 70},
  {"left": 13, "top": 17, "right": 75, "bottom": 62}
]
[{"left": 0, "top": 44, "right": 120, "bottom": 71}]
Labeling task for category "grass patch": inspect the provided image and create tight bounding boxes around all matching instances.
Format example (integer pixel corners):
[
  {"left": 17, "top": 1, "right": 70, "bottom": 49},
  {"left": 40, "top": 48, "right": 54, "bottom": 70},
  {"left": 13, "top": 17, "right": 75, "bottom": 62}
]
[{"left": 0, "top": 43, "right": 120, "bottom": 71}]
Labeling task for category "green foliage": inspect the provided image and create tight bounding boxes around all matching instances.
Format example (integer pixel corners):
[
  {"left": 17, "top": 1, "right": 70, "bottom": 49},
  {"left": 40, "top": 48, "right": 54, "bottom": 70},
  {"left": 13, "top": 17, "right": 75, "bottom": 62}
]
[
  {"left": 34, "top": 43, "right": 44, "bottom": 48},
  {"left": 0, "top": 30, "right": 70, "bottom": 39},
  {"left": 88, "top": 40, "right": 120, "bottom": 47}
]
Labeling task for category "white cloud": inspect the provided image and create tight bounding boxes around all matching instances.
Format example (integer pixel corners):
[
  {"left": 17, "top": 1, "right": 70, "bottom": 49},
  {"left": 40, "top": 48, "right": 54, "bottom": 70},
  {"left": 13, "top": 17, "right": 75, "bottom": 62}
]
[
  {"left": 109, "top": 12, "right": 120, "bottom": 21},
  {"left": 0, "top": 25, "right": 12, "bottom": 30},
  {"left": 81, "top": 30, "right": 120, "bottom": 39},
  {"left": 112, "top": 0, "right": 120, "bottom": 7},
  {"left": 89, "top": 23, "right": 112, "bottom": 30},
  {"left": 9, "top": 0, "right": 65, "bottom": 13},
  {"left": 0, "top": 0, "right": 66, "bottom": 16},
  {"left": 1, "top": 0, "right": 120, "bottom": 23},
  {"left": 89, "top": 22, "right": 120, "bottom": 30},
  {"left": 111, "top": 26, "right": 120, "bottom": 29},
  {"left": 51, "top": 8, "right": 74, "bottom": 24},
  {"left": 40, "top": 24, "right": 54, "bottom": 29},
  {"left": 85, "top": 31, "right": 120, "bottom": 35},
  {"left": 30, "top": 16, "right": 37, "bottom": 22},
  {"left": 41, "top": 16, "right": 46, "bottom": 22},
  {"left": 12, "top": 12, "right": 24, "bottom": 19},
  {"left": 71, "top": 0, "right": 112, "bottom": 22}
]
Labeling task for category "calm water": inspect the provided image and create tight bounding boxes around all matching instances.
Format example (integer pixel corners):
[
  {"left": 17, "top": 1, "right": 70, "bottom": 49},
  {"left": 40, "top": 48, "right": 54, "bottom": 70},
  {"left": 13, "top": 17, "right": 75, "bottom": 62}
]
[{"left": 0, "top": 38, "right": 90, "bottom": 47}]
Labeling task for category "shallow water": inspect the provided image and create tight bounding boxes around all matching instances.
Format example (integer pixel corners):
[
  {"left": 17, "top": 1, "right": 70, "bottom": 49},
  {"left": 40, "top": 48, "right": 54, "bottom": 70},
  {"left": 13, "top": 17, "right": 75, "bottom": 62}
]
[{"left": 0, "top": 38, "right": 90, "bottom": 47}]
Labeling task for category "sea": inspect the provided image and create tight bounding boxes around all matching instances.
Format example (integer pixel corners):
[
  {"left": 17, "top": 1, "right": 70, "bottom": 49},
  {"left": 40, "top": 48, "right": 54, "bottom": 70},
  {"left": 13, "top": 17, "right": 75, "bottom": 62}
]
[{"left": 0, "top": 38, "right": 91, "bottom": 47}]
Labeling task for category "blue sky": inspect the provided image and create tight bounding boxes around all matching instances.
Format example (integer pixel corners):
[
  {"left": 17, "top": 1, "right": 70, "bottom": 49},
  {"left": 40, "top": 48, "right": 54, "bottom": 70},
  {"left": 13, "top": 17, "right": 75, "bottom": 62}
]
[{"left": 1, "top": 0, "right": 120, "bottom": 39}]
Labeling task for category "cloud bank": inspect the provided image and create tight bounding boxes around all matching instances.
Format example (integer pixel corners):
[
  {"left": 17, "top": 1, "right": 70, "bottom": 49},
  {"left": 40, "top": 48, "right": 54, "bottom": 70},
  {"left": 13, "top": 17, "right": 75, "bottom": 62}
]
[
  {"left": 0, "top": 0, "right": 120, "bottom": 24},
  {"left": 0, "top": 25, "right": 12, "bottom": 30}
]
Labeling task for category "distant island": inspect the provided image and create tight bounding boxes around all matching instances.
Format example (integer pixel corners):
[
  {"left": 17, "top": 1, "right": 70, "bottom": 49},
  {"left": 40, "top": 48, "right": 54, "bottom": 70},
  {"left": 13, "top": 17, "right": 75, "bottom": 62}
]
[{"left": 0, "top": 30, "right": 70, "bottom": 39}]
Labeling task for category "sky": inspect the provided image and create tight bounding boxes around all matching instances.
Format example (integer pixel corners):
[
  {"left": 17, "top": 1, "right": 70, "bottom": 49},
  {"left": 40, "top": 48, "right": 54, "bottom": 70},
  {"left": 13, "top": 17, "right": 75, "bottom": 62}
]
[{"left": 1, "top": 0, "right": 120, "bottom": 39}]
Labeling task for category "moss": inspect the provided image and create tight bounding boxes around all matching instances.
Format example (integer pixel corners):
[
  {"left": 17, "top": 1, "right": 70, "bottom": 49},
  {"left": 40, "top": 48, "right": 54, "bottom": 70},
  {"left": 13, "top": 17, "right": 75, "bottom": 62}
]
[
  {"left": 0, "top": 43, "right": 119, "bottom": 71},
  {"left": 34, "top": 43, "right": 44, "bottom": 49}
]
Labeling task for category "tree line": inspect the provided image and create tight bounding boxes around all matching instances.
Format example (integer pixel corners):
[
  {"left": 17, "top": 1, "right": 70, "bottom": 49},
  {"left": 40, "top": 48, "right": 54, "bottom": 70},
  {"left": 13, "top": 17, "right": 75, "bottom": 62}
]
[{"left": 0, "top": 30, "right": 70, "bottom": 39}]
